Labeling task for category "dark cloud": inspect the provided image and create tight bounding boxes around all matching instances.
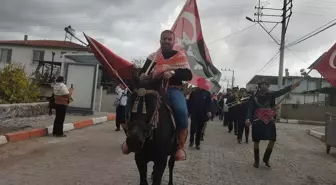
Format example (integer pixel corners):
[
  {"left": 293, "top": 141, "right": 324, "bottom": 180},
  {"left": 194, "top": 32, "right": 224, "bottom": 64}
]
[{"left": 0, "top": 0, "right": 335, "bottom": 87}]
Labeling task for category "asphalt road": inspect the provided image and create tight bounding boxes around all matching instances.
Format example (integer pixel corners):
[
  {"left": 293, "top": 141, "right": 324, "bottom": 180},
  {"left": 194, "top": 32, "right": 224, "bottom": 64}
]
[{"left": 0, "top": 120, "right": 335, "bottom": 185}]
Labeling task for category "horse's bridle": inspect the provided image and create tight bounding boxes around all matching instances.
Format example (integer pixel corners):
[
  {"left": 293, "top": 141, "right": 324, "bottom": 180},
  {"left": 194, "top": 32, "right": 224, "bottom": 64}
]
[{"left": 128, "top": 88, "right": 161, "bottom": 138}]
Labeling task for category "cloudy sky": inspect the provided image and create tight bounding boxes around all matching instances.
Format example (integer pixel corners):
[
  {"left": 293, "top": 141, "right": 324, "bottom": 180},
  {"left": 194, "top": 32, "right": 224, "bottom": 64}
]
[{"left": 0, "top": 0, "right": 335, "bottom": 87}]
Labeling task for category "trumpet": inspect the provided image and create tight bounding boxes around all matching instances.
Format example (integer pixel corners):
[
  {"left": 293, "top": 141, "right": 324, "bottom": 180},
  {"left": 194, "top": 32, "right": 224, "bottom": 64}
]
[{"left": 226, "top": 95, "right": 251, "bottom": 108}]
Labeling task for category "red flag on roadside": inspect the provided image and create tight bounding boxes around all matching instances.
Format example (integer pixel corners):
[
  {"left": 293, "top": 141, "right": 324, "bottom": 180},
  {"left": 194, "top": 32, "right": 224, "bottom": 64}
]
[
  {"left": 169, "top": 0, "right": 221, "bottom": 91},
  {"left": 312, "top": 43, "right": 336, "bottom": 87},
  {"left": 84, "top": 33, "right": 134, "bottom": 80}
]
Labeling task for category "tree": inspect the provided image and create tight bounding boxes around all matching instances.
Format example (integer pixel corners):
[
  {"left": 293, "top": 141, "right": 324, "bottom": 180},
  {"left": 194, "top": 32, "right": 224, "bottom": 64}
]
[{"left": 0, "top": 63, "right": 40, "bottom": 104}]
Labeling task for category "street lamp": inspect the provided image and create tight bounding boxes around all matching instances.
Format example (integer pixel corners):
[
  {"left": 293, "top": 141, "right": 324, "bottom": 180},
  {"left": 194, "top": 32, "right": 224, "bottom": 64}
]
[{"left": 246, "top": 16, "right": 255, "bottom": 22}]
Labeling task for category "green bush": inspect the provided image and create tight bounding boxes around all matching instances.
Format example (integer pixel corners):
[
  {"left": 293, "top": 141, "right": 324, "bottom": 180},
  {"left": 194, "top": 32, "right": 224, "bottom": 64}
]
[{"left": 0, "top": 63, "right": 40, "bottom": 104}]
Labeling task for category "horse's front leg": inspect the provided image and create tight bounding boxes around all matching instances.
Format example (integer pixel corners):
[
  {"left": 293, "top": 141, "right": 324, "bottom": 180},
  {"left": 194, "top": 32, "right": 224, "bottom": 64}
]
[
  {"left": 168, "top": 155, "right": 175, "bottom": 185},
  {"left": 135, "top": 152, "right": 148, "bottom": 185},
  {"left": 152, "top": 157, "right": 168, "bottom": 185}
]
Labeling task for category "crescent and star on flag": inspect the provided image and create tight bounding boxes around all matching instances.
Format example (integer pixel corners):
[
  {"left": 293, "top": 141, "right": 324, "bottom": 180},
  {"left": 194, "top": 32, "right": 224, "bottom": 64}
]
[
  {"left": 174, "top": 11, "right": 216, "bottom": 82},
  {"left": 329, "top": 50, "right": 336, "bottom": 69}
]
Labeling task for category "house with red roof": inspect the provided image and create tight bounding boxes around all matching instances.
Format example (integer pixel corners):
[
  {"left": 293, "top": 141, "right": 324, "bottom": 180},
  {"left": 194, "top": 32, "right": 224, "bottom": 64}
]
[{"left": 0, "top": 35, "right": 89, "bottom": 74}]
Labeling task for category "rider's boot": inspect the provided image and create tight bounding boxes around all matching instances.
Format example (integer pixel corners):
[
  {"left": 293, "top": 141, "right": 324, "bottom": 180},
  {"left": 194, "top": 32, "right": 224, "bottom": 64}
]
[{"left": 175, "top": 128, "right": 188, "bottom": 161}]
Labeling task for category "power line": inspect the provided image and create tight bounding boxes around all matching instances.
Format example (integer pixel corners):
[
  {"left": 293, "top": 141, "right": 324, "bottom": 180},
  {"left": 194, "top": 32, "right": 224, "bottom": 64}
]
[
  {"left": 287, "top": 18, "right": 336, "bottom": 45},
  {"left": 242, "top": 51, "right": 280, "bottom": 85},
  {"left": 208, "top": 23, "right": 257, "bottom": 45},
  {"left": 285, "top": 48, "right": 310, "bottom": 65},
  {"left": 286, "top": 19, "right": 336, "bottom": 48},
  {"left": 258, "top": 50, "right": 280, "bottom": 73}
]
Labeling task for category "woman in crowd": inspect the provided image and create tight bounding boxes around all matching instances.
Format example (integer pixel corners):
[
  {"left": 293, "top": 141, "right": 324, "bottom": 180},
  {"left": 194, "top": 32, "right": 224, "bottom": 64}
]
[{"left": 52, "top": 76, "right": 73, "bottom": 137}]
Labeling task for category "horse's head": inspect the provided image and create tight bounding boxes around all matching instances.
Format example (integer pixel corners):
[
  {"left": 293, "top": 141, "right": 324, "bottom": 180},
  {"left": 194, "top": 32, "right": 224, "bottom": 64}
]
[{"left": 125, "top": 73, "right": 163, "bottom": 153}]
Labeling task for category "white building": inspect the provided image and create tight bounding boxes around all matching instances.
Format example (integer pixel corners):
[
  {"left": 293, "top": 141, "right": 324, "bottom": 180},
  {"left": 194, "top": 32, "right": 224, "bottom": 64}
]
[
  {"left": 246, "top": 74, "right": 331, "bottom": 104},
  {"left": 0, "top": 35, "right": 89, "bottom": 75}
]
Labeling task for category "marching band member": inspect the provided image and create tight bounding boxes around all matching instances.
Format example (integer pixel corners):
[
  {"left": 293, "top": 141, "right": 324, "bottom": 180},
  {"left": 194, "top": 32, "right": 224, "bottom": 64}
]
[
  {"left": 230, "top": 87, "right": 240, "bottom": 135},
  {"left": 245, "top": 79, "right": 301, "bottom": 168},
  {"left": 236, "top": 88, "right": 250, "bottom": 144},
  {"left": 222, "top": 88, "right": 232, "bottom": 127}
]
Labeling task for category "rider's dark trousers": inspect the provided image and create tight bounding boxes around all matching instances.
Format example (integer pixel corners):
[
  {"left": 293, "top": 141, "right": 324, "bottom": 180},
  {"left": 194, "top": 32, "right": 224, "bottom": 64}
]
[{"left": 189, "top": 118, "right": 204, "bottom": 146}]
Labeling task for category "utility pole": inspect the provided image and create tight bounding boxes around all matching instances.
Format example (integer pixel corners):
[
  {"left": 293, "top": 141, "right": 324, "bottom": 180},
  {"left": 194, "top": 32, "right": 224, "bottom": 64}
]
[
  {"left": 221, "top": 69, "right": 235, "bottom": 88},
  {"left": 246, "top": 0, "right": 293, "bottom": 120}
]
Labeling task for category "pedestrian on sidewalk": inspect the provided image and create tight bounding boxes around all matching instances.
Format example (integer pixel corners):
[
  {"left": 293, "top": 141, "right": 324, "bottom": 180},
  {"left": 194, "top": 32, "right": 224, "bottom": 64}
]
[
  {"left": 245, "top": 79, "right": 301, "bottom": 168},
  {"left": 187, "top": 78, "right": 212, "bottom": 149},
  {"left": 115, "top": 84, "right": 128, "bottom": 131},
  {"left": 52, "top": 76, "right": 73, "bottom": 137}
]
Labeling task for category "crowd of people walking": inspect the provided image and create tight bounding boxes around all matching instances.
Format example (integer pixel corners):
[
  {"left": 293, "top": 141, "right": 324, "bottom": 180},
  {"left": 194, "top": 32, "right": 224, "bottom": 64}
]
[{"left": 203, "top": 79, "right": 300, "bottom": 168}]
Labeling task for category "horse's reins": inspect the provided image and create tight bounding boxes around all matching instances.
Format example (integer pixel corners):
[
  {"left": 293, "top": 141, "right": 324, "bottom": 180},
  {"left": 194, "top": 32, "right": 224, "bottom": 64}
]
[{"left": 130, "top": 88, "right": 161, "bottom": 138}]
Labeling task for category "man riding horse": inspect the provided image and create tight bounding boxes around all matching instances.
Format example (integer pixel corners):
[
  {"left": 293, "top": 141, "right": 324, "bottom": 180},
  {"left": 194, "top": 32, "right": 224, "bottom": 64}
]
[{"left": 121, "top": 30, "right": 193, "bottom": 161}]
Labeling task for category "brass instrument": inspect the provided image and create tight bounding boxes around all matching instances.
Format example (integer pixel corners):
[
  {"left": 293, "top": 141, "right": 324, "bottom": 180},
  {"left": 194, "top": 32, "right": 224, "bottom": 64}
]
[
  {"left": 226, "top": 87, "right": 251, "bottom": 108},
  {"left": 226, "top": 95, "right": 251, "bottom": 108}
]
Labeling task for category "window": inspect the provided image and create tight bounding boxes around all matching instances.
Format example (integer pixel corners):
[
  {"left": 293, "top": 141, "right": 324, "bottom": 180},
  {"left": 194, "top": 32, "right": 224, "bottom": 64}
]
[
  {"left": 0, "top": 49, "right": 12, "bottom": 63},
  {"left": 32, "top": 50, "right": 45, "bottom": 61}
]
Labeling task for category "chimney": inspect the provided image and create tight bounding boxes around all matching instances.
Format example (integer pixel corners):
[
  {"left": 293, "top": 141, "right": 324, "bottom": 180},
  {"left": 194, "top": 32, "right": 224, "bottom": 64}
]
[{"left": 24, "top": 35, "right": 28, "bottom": 41}]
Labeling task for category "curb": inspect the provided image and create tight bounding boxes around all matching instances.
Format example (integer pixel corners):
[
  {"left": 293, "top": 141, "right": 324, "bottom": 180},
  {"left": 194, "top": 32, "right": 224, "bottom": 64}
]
[
  {"left": 280, "top": 119, "right": 299, "bottom": 124},
  {"left": 308, "top": 128, "right": 325, "bottom": 141},
  {"left": 0, "top": 114, "right": 116, "bottom": 146},
  {"left": 279, "top": 119, "right": 324, "bottom": 126}
]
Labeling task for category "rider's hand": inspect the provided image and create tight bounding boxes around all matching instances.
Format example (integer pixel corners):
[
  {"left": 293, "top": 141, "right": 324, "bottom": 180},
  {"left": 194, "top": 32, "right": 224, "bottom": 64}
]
[
  {"left": 163, "top": 71, "right": 174, "bottom": 80},
  {"left": 207, "top": 112, "right": 212, "bottom": 118},
  {"left": 245, "top": 119, "right": 251, "bottom": 127}
]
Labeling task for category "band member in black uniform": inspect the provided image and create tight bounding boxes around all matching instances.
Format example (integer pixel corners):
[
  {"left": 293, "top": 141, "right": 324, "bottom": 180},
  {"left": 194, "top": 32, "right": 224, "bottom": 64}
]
[
  {"left": 222, "top": 88, "right": 232, "bottom": 127},
  {"left": 188, "top": 79, "right": 212, "bottom": 149},
  {"left": 225, "top": 88, "right": 236, "bottom": 133},
  {"left": 218, "top": 93, "right": 224, "bottom": 120},
  {"left": 229, "top": 87, "right": 240, "bottom": 135},
  {"left": 236, "top": 88, "right": 250, "bottom": 144},
  {"left": 245, "top": 80, "right": 301, "bottom": 168}
]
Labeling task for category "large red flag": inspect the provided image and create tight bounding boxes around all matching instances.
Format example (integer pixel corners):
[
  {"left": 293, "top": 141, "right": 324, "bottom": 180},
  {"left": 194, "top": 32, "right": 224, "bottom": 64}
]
[
  {"left": 84, "top": 34, "right": 134, "bottom": 80},
  {"left": 170, "top": 0, "right": 221, "bottom": 91},
  {"left": 313, "top": 43, "right": 336, "bottom": 87}
]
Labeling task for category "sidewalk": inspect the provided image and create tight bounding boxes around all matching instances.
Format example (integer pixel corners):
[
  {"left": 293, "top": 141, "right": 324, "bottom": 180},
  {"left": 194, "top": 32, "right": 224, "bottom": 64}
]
[
  {"left": 0, "top": 112, "right": 116, "bottom": 146},
  {"left": 279, "top": 118, "right": 325, "bottom": 126}
]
